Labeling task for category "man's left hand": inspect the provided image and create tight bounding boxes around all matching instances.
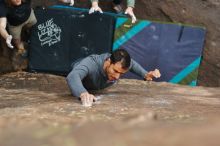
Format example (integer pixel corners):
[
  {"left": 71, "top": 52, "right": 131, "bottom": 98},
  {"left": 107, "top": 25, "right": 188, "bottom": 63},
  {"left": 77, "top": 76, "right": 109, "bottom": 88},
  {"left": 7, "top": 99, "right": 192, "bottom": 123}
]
[
  {"left": 125, "top": 7, "right": 137, "bottom": 23},
  {"left": 145, "top": 69, "right": 161, "bottom": 81}
]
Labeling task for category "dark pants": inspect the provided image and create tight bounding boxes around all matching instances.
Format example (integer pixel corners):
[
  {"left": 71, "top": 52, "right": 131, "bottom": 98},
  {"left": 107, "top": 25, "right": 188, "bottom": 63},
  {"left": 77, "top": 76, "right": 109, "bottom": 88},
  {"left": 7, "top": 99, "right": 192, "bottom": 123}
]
[{"left": 113, "top": 0, "right": 122, "bottom": 5}]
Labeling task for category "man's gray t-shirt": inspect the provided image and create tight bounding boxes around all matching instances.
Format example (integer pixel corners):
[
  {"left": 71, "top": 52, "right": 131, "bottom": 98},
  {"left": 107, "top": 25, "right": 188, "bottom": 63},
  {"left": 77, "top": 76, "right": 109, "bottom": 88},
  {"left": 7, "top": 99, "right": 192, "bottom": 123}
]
[{"left": 66, "top": 53, "right": 147, "bottom": 97}]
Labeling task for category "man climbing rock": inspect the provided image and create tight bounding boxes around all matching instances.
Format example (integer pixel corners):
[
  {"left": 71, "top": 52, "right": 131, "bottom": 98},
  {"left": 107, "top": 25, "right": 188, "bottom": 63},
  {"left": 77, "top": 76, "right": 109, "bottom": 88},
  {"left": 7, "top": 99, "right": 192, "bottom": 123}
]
[{"left": 66, "top": 49, "right": 161, "bottom": 107}]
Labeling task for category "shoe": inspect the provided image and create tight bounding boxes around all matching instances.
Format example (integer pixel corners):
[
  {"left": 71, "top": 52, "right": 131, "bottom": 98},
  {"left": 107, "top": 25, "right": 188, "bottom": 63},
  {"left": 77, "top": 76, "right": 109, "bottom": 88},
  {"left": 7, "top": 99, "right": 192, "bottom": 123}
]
[
  {"left": 12, "top": 50, "right": 28, "bottom": 71},
  {"left": 17, "top": 48, "right": 26, "bottom": 55},
  {"left": 15, "top": 48, "right": 28, "bottom": 58}
]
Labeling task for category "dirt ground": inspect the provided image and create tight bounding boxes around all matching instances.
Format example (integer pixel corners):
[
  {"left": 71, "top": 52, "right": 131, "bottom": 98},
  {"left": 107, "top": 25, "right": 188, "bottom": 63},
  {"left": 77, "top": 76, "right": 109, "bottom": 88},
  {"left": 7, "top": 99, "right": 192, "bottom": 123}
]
[{"left": 0, "top": 72, "right": 220, "bottom": 146}]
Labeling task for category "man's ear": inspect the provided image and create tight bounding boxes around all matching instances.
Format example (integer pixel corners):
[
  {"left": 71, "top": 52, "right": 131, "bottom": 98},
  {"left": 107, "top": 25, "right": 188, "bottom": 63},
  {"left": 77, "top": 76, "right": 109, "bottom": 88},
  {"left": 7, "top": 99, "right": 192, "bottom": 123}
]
[
  {"left": 106, "top": 58, "right": 111, "bottom": 65},
  {"left": 104, "top": 58, "right": 111, "bottom": 71}
]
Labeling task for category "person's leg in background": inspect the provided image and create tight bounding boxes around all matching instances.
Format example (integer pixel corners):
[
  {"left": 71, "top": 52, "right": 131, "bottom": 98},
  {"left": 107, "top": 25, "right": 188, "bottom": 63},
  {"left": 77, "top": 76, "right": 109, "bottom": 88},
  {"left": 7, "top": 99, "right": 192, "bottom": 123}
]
[
  {"left": 25, "top": 9, "right": 37, "bottom": 29},
  {"left": 8, "top": 23, "right": 26, "bottom": 71},
  {"left": 8, "top": 24, "right": 25, "bottom": 55},
  {"left": 8, "top": 9, "right": 37, "bottom": 55},
  {"left": 22, "top": 9, "right": 37, "bottom": 44},
  {"left": 112, "top": 0, "right": 123, "bottom": 13}
]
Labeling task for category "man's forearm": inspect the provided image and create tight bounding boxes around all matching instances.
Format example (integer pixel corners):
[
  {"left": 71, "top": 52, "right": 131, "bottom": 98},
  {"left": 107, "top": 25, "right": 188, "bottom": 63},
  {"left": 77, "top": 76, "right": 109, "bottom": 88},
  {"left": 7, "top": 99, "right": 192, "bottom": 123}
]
[
  {"left": 130, "top": 59, "right": 147, "bottom": 78},
  {"left": 66, "top": 71, "right": 88, "bottom": 98}
]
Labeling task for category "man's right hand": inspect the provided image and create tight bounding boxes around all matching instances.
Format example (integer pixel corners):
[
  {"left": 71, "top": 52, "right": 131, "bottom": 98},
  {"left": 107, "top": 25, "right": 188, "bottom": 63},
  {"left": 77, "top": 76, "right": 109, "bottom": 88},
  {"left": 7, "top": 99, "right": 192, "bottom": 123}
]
[
  {"left": 80, "top": 92, "right": 97, "bottom": 107},
  {"left": 6, "top": 35, "right": 14, "bottom": 49},
  {"left": 89, "top": 1, "right": 103, "bottom": 14}
]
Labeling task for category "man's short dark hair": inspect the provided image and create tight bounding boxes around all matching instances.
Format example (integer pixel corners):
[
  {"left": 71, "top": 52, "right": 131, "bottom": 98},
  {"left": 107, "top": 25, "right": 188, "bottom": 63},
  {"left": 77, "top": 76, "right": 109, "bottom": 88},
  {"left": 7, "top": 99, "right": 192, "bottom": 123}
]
[{"left": 110, "top": 49, "right": 131, "bottom": 69}]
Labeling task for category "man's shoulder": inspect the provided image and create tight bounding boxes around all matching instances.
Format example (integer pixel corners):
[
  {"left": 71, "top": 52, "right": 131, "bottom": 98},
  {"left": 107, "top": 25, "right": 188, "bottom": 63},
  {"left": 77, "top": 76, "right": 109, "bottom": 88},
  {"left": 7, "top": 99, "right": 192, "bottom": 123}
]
[
  {"left": 89, "top": 53, "right": 110, "bottom": 61},
  {"left": 86, "top": 53, "right": 110, "bottom": 66},
  {"left": 72, "top": 53, "right": 109, "bottom": 68}
]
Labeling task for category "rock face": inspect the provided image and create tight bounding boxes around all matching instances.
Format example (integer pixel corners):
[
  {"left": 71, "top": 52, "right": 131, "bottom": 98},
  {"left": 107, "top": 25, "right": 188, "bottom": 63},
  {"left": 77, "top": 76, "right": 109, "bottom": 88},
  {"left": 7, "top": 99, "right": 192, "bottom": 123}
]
[
  {"left": 0, "top": 0, "right": 220, "bottom": 86},
  {"left": 0, "top": 72, "right": 220, "bottom": 146}
]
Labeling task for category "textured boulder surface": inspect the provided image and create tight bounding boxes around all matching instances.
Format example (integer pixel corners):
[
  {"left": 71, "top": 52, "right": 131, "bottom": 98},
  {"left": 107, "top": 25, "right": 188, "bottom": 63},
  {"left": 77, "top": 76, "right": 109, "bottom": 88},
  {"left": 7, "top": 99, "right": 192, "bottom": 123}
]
[
  {"left": 0, "top": 72, "right": 220, "bottom": 146},
  {"left": 0, "top": 0, "right": 220, "bottom": 86}
]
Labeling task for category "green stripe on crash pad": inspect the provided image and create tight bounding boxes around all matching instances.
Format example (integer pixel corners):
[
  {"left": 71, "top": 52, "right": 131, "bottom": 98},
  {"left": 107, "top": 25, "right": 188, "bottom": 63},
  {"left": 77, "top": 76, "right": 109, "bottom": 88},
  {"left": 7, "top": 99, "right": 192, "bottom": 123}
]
[
  {"left": 113, "top": 20, "right": 151, "bottom": 51},
  {"left": 178, "top": 68, "right": 199, "bottom": 86},
  {"left": 169, "top": 57, "right": 201, "bottom": 84}
]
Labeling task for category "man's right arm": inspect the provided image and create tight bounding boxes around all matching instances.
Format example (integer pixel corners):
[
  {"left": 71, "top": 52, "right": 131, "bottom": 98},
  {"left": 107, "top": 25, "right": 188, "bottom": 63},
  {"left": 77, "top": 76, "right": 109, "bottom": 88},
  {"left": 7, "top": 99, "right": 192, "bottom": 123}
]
[
  {"left": 66, "top": 58, "right": 97, "bottom": 106},
  {"left": 66, "top": 65, "right": 89, "bottom": 98}
]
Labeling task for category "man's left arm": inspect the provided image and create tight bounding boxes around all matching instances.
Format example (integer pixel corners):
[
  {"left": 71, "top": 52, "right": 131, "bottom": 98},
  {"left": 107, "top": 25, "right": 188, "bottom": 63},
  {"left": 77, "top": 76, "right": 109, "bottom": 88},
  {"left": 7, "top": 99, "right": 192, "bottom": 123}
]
[
  {"left": 129, "top": 59, "right": 161, "bottom": 81},
  {"left": 129, "top": 59, "right": 147, "bottom": 79}
]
